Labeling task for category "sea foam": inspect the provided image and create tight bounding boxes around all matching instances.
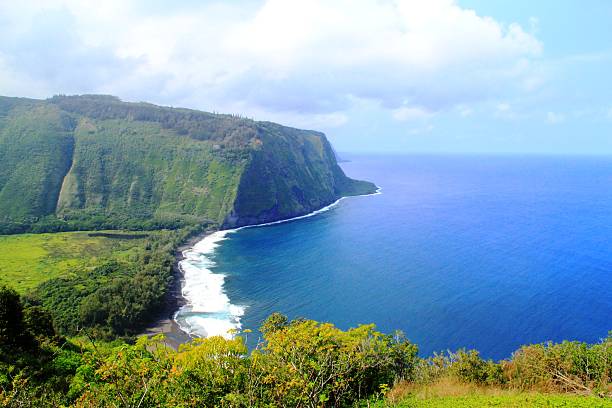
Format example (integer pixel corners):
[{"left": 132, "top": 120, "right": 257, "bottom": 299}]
[{"left": 174, "top": 230, "right": 245, "bottom": 339}]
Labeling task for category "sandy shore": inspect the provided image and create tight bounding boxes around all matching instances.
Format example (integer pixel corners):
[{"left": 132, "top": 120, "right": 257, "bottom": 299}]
[
  {"left": 140, "top": 228, "right": 215, "bottom": 349},
  {"left": 142, "top": 318, "right": 191, "bottom": 350}
]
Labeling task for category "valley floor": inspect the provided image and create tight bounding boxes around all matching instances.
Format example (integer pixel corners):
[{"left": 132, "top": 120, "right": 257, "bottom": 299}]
[{"left": 0, "top": 230, "right": 150, "bottom": 292}]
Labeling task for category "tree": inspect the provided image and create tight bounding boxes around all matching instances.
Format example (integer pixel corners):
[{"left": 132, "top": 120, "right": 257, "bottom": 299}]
[{"left": 0, "top": 285, "right": 35, "bottom": 353}]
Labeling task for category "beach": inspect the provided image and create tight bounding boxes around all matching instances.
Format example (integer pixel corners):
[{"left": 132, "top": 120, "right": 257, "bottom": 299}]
[{"left": 141, "top": 228, "right": 216, "bottom": 349}]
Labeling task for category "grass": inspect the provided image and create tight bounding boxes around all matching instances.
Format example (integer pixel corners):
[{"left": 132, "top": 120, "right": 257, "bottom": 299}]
[
  {"left": 0, "top": 231, "right": 150, "bottom": 293},
  {"left": 374, "top": 378, "right": 612, "bottom": 407},
  {"left": 380, "top": 394, "right": 612, "bottom": 407}
]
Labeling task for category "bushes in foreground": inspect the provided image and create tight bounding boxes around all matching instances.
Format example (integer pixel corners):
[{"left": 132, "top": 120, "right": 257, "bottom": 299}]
[
  {"left": 413, "top": 335, "right": 611, "bottom": 397},
  {"left": 506, "top": 336, "right": 611, "bottom": 395},
  {"left": 73, "top": 314, "right": 418, "bottom": 407},
  {"left": 1, "top": 286, "right": 610, "bottom": 406},
  {"left": 0, "top": 285, "right": 81, "bottom": 407}
]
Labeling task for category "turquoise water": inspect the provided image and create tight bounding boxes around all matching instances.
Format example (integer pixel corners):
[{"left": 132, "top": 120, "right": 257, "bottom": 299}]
[{"left": 180, "top": 154, "right": 612, "bottom": 360}]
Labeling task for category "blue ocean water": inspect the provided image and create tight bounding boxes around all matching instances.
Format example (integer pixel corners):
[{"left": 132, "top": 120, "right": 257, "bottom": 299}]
[{"left": 182, "top": 154, "right": 612, "bottom": 360}]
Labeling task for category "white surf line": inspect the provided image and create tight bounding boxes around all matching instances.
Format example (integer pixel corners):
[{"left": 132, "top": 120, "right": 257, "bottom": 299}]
[
  {"left": 174, "top": 230, "right": 245, "bottom": 340},
  {"left": 174, "top": 186, "right": 382, "bottom": 340}
]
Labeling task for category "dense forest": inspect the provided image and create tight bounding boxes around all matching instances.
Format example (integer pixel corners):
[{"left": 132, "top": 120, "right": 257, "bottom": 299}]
[{"left": 0, "top": 95, "right": 375, "bottom": 235}]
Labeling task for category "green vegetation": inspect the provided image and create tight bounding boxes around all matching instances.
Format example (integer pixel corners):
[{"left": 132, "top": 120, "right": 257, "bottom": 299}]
[
  {"left": 376, "top": 378, "right": 612, "bottom": 407},
  {"left": 1, "top": 222, "right": 207, "bottom": 340},
  {"left": 226, "top": 122, "right": 375, "bottom": 227},
  {"left": 0, "top": 226, "right": 608, "bottom": 407},
  {"left": 376, "top": 337, "right": 612, "bottom": 407},
  {"left": 0, "top": 302, "right": 609, "bottom": 407},
  {"left": 378, "top": 393, "right": 611, "bottom": 407},
  {"left": 0, "top": 94, "right": 376, "bottom": 234},
  {"left": 0, "top": 231, "right": 149, "bottom": 293},
  {"left": 23, "top": 226, "right": 205, "bottom": 339},
  {"left": 0, "top": 92, "right": 376, "bottom": 345},
  {"left": 0, "top": 99, "right": 74, "bottom": 222}
]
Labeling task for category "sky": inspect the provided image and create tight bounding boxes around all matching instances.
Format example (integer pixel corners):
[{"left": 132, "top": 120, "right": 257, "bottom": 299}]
[{"left": 0, "top": 0, "right": 610, "bottom": 154}]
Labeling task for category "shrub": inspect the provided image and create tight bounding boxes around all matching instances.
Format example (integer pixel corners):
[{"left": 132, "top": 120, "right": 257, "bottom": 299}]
[
  {"left": 71, "top": 315, "right": 418, "bottom": 407},
  {"left": 506, "top": 334, "right": 611, "bottom": 395},
  {"left": 413, "top": 349, "right": 504, "bottom": 386}
]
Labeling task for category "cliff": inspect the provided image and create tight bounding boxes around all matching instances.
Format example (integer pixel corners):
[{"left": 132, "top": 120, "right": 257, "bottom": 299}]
[{"left": 0, "top": 95, "right": 376, "bottom": 233}]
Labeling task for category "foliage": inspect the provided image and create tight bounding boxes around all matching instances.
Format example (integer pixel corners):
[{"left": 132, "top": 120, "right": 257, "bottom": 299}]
[
  {"left": 414, "top": 349, "right": 504, "bottom": 386},
  {"left": 505, "top": 335, "right": 612, "bottom": 395},
  {"left": 69, "top": 315, "right": 417, "bottom": 407},
  {"left": 0, "top": 101, "right": 74, "bottom": 223},
  {"left": 411, "top": 335, "right": 611, "bottom": 397},
  {"left": 0, "top": 285, "right": 83, "bottom": 407},
  {"left": 226, "top": 122, "right": 376, "bottom": 228},
  {"left": 249, "top": 317, "right": 419, "bottom": 407},
  {"left": 0, "top": 302, "right": 610, "bottom": 407},
  {"left": 0, "top": 285, "right": 35, "bottom": 353}
]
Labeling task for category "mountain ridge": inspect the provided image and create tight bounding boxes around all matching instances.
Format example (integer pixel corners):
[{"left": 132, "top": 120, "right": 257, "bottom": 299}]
[{"left": 0, "top": 94, "right": 376, "bottom": 234}]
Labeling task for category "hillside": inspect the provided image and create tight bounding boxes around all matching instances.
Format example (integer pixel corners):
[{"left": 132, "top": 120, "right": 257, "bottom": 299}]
[{"left": 0, "top": 95, "right": 376, "bottom": 234}]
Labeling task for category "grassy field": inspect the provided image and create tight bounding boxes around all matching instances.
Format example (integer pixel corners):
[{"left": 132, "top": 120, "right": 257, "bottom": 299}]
[
  {"left": 380, "top": 394, "right": 612, "bottom": 407},
  {"left": 0, "top": 231, "right": 150, "bottom": 293},
  {"left": 376, "top": 379, "right": 612, "bottom": 407}
]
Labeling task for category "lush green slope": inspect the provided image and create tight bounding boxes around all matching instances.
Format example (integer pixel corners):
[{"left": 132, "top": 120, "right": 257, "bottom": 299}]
[
  {"left": 0, "top": 98, "right": 74, "bottom": 220},
  {"left": 0, "top": 95, "right": 376, "bottom": 233}
]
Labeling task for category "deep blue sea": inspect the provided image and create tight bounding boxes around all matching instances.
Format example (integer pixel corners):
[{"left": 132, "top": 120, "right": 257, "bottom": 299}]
[{"left": 176, "top": 154, "right": 612, "bottom": 360}]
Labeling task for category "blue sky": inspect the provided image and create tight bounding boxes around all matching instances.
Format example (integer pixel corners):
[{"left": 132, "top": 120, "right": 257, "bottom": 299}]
[{"left": 0, "top": 0, "right": 610, "bottom": 154}]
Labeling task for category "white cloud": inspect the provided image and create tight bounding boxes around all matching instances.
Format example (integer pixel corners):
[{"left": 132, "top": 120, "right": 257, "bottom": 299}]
[
  {"left": 255, "top": 109, "right": 349, "bottom": 129},
  {"left": 0, "top": 0, "right": 543, "bottom": 122},
  {"left": 546, "top": 111, "right": 565, "bottom": 124}
]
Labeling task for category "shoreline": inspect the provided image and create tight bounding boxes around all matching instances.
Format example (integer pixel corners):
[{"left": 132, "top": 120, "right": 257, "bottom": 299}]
[
  {"left": 230, "top": 187, "right": 382, "bottom": 232},
  {"left": 141, "top": 229, "right": 215, "bottom": 349},
  {"left": 142, "top": 187, "right": 381, "bottom": 348}
]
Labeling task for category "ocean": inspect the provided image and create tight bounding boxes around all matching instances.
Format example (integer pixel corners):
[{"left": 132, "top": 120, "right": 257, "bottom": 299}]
[{"left": 174, "top": 154, "right": 612, "bottom": 360}]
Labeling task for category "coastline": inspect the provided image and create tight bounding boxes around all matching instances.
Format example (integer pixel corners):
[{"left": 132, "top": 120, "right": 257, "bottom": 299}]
[
  {"left": 141, "top": 229, "right": 215, "bottom": 349},
  {"left": 232, "top": 187, "right": 382, "bottom": 232},
  {"left": 142, "top": 187, "right": 381, "bottom": 348}
]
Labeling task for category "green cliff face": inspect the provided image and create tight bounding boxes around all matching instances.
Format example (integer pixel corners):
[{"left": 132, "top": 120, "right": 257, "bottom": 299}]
[{"left": 0, "top": 95, "right": 376, "bottom": 233}]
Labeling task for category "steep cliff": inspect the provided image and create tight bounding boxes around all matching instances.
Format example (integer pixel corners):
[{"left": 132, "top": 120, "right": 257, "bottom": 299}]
[{"left": 0, "top": 95, "right": 376, "bottom": 233}]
